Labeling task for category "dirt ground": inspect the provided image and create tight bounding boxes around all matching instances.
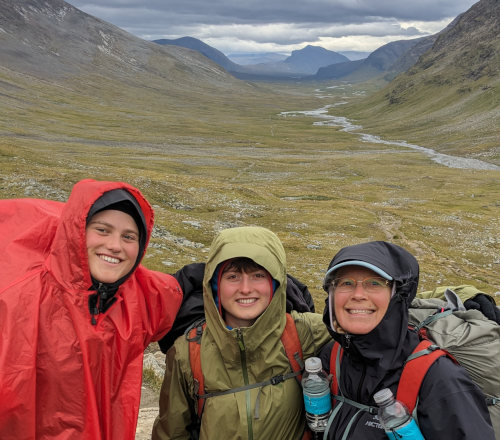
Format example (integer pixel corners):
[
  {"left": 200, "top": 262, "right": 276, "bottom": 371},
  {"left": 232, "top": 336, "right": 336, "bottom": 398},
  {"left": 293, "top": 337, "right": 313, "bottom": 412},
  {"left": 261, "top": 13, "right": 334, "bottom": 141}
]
[
  {"left": 136, "top": 384, "right": 161, "bottom": 440},
  {"left": 136, "top": 348, "right": 164, "bottom": 440}
]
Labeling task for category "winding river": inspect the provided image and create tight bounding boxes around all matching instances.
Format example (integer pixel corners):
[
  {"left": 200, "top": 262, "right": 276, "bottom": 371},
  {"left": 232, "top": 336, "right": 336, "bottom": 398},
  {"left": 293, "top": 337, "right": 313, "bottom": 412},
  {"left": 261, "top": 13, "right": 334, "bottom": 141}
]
[{"left": 280, "top": 104, "right": 500, "bottom": 171}]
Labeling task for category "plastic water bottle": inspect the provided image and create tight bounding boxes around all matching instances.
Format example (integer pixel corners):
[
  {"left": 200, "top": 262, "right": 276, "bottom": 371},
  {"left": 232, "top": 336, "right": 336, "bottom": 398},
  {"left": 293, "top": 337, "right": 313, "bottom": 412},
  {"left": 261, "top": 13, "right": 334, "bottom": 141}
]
[
  {"left": 373, "top": 388, "right": 425, "bottom": 440},
  {"left": 302, "top": 357, "right": 332, "bottom": 434}
]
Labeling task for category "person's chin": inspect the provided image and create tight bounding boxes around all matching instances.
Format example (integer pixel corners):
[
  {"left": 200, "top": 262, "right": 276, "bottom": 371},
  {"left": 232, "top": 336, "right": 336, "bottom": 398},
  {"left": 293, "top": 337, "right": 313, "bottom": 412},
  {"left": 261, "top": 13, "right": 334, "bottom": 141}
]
[
  {"left": 92, "top": 270, "right": 122, "bottom": 284},
  {"left": 340, "top": 317, "right": 378, "bottom": 334}
]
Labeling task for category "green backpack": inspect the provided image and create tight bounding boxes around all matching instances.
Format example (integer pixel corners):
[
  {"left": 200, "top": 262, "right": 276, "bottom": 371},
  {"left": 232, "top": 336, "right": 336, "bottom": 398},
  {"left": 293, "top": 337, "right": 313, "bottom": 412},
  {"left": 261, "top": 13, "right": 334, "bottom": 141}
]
[{"left": 409, "top": 292, "right": 500, "bottom": 438}]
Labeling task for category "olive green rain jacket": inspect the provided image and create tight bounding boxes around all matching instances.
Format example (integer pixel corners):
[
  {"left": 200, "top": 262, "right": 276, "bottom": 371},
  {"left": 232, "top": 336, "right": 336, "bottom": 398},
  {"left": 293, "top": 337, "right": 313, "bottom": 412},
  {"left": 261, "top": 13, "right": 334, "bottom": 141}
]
[{"left": 152, "top": 226, "right": 330, "bottom": 440}]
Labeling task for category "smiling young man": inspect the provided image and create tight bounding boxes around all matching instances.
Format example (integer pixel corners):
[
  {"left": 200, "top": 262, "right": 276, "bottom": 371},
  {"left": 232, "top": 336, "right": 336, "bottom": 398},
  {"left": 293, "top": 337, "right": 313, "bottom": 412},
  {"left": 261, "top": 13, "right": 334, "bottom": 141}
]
[
  {"left": 216, "top": 258, "right": 273, "bottom": 328},
  {"left": 152, "top": 226, "right": 331, "bottom": 440},
  {"left": 0, "top": 179, "right": 182, "bottom": 440},
  {"left": 86, "top": 209, "right": 140, "bottom": 283}
]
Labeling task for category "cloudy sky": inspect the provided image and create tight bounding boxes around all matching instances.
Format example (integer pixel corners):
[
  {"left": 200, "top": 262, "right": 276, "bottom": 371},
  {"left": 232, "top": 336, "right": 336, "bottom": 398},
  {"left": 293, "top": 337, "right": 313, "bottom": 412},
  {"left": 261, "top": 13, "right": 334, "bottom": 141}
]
[{"left": 66, "top": 0, "right": 479, "bottom": 56}]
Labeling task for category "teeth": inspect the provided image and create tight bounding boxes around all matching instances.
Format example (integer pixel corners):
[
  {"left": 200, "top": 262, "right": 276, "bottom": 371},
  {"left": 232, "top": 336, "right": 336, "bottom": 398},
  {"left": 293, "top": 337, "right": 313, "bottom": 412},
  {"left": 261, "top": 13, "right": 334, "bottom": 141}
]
[
  {"left": 99, "top": 255, "right": 120, "bottom": 264},
  {"left": 348, "top": 309, "right": 373, "bottom": 314},
  {"left": 237, "top": 298, "right": 257, "bottom": 304}
]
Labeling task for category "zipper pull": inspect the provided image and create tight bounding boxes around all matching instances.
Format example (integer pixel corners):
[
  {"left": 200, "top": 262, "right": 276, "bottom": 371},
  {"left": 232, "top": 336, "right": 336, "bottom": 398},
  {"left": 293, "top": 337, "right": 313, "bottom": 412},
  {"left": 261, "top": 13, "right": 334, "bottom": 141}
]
[
  {"left": 236, "top": 328, "right": 246, "bottom": 351},
  {"left": 88, "top": 292, "right": 99, "bottom": 326}
]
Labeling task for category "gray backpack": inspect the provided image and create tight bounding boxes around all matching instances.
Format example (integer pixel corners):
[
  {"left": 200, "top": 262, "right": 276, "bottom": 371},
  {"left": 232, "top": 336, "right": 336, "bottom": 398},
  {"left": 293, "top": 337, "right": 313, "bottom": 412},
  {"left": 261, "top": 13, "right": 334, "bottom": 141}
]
[{"left": 409, "top": 291, "right": 500, "bottom": 438}]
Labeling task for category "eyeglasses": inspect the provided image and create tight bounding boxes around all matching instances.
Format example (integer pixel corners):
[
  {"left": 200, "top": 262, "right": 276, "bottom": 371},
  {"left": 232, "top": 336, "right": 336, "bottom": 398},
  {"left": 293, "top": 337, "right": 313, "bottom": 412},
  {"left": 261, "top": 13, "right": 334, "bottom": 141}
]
[{"left": 330, "top": 277, "right": 391, "bottom": 294}]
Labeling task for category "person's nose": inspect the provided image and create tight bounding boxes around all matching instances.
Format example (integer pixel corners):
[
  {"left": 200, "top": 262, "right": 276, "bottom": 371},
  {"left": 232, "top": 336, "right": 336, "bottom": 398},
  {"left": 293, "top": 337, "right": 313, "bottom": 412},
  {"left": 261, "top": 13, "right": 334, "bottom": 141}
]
[
  {"left": 351, "top": 281, "right": 367, "bottom": 299},
  {"left": 105, "top": 233, "right": 122, "bottom": 252},
  {"left": 239, "top": 274, "right": 252, "bottom": 294}
]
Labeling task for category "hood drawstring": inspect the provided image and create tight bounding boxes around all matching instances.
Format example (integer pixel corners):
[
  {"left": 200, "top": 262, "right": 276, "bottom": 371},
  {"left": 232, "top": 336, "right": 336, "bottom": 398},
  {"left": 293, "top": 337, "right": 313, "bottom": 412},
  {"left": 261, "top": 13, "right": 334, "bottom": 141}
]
[{"left": 88, "top": 283, "right": 118, "bottom": 325}]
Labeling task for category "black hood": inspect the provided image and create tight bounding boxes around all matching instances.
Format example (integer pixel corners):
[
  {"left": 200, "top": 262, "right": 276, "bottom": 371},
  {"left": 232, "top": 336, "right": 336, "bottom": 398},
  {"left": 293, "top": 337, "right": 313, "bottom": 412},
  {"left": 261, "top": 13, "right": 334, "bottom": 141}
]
[
  {"left": 322, "top": 241, "right": 419, "bottom": 387},
  {"left": 323, "top": 241, "right": 418, "bottom": 298}
]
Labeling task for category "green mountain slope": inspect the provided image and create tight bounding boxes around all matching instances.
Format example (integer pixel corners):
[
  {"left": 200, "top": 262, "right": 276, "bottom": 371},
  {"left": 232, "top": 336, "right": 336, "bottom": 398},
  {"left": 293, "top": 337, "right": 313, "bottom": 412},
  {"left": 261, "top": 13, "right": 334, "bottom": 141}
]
[{"left": 343, "top": 0, "right": 499, "bottom": 164}]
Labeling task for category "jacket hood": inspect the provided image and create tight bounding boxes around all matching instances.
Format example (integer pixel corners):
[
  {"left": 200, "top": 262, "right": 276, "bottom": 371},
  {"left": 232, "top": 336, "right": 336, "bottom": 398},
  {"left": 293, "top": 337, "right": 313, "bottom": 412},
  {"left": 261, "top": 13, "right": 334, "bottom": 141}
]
[
  {"left": 203, "top": 226, "right": 287, "bottom": 349},
  {"left": 322, "top": 241, "right": 419, "bottom": 370},
  {"left": 46, "top": 179, "right": 154, "bottom": 291}
]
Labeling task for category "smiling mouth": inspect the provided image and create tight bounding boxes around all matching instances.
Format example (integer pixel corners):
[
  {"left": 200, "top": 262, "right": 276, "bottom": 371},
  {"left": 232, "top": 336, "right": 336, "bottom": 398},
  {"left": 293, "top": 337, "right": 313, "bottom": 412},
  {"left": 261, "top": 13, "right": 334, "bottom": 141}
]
[
  {"left": 347, "top": 309, "right": 374, "bottom": 314},
  {"left": 98, "top": 254, "right": 120, "bottom": 264},
  {"left": 236, "top": 298, "right": 258, "bottom": 305}
]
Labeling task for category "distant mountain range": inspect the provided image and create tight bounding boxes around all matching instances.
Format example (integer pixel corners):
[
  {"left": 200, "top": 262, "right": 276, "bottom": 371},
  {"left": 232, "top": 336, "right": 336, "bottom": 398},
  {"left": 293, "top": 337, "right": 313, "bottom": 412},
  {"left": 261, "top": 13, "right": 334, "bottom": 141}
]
[
  {"left": 314, "top": 36, "right": 436, "bottom": 82},
  {"left": 153, "top": 38, "right": 351, "bottom": 79},
  {"left": 227, "top": 50, "right": 370, "bottom": 65},
  {"left": 153, "top": 34, "right": 445, "bottom": 82}
]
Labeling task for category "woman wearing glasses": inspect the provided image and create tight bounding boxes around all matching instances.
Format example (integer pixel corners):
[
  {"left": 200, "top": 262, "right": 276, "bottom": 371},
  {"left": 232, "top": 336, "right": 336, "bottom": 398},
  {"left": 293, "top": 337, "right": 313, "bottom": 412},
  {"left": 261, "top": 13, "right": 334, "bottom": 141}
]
[{"left": 318, "top": 241, "right": 494, "bottom": 439}]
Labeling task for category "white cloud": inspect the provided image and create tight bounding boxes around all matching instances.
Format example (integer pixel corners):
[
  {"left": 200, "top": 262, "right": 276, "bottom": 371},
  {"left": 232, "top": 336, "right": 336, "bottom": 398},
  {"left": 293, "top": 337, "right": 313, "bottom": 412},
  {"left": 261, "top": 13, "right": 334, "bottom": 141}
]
[{"left": 66, "top": 0, "right": 479, "bottom": 54}]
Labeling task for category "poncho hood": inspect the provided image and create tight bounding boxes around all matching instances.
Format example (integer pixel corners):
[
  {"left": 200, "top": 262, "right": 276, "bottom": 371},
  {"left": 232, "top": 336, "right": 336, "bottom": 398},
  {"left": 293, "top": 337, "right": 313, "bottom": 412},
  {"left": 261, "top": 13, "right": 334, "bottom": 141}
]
[{"left": 47, "top": 179, "right": 154, "bottom": 291}]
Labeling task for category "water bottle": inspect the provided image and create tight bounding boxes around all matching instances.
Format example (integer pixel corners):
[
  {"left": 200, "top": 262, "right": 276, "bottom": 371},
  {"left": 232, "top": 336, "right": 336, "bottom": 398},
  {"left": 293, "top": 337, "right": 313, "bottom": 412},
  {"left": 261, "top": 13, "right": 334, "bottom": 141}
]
[
  {"left": 302, "top": 357, "right": 332, "bottom": 434},
  {"left": 373, "top": 388, "right": 425, "bottom": 440}
]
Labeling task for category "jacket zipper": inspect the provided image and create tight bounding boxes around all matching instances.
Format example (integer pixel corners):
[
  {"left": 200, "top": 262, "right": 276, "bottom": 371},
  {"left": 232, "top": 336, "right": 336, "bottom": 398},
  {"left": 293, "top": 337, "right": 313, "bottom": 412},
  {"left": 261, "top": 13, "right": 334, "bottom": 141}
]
[
  {"left": 88, "top": 283, "right": 118, "bottom": 325},
  {"left": 236, "top": 328, "right": 253, "bottom": 440},
  {"left": 341, "top": 334, "right": 368, "bottom": 436}
]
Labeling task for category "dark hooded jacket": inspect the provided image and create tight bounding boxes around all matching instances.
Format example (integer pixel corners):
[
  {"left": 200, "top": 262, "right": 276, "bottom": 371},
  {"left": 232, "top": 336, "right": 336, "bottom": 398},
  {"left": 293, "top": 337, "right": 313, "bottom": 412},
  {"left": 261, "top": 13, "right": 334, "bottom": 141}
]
[
  {"left": 0, "top": 179, "right": 183, "bottom": 440},
  {"left": 319, "top": 241, "right": 494, "bottom": 439}
]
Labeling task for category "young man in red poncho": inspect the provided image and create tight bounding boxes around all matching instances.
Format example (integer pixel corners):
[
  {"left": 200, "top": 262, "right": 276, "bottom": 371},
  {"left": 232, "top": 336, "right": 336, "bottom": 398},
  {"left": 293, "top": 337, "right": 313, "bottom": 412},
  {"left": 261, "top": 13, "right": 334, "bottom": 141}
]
[{"left": 0, "top": 179, "right": 183, "bottom": 439}]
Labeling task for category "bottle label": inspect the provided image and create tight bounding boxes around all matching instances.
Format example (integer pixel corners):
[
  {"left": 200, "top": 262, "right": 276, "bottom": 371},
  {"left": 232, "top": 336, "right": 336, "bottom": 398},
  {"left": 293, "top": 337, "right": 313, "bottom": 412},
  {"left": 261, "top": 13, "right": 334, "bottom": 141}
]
[
  {"left": 385, "top": 418, "right": 424, "bottom": 440},
  {"left": 303, "top": 391, "right": 332, "bottom": 415}
]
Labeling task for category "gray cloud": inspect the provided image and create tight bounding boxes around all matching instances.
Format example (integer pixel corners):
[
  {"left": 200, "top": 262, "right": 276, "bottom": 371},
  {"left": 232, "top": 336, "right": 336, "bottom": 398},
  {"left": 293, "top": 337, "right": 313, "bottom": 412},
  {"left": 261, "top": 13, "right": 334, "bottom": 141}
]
[{"left": 66, "top": 0, "right": 478, "bottom": 53}]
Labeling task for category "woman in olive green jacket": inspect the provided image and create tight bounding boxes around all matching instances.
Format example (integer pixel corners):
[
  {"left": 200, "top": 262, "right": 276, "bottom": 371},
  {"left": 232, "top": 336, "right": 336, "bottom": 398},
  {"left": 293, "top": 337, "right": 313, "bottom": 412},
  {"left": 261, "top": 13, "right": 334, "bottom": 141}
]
[{"left": 152, "top": 226, "right": 331, "bottom": 440}]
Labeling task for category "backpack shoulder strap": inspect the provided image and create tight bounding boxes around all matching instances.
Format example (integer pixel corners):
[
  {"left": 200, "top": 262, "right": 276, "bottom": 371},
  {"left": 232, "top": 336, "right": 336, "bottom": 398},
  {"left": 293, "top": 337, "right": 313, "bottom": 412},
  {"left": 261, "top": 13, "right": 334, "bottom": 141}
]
[
  {"left": 397, "top": 338, "right": 456, "bottom": 413},
  {"left": 281, "top": 313, "right": 305, "bottom": 382},
  {"left": 187, "top": 314, "right": 305, "bottom": 419},
  {"left": 187, "top": 319, "right": 207, "bottom": 418},
  {"left": 330, "top": 341, "right": 343, "bottom": 396}
]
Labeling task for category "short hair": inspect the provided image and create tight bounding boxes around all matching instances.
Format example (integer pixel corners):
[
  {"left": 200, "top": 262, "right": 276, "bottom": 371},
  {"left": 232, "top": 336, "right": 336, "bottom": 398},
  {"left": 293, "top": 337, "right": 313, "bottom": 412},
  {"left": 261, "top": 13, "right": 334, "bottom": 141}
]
[{"left": 221, "top": 257, "right": 266, "bottom": 274}]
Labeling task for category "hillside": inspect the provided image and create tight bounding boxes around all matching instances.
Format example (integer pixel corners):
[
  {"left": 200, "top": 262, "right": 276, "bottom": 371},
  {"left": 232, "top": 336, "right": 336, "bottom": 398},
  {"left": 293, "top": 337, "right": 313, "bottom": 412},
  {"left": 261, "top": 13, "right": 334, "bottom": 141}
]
[
  {"left": 0, "top": 0, "right": 313, "bottom": 148},
  {"left": 153, "top": 36, "right": 240, "bottom": 73},
  {"left": 0, "top": 0, "right": 248, "bottom": 96},
  {"left": 342, "top": 0, "right": 499, "bottom": 163}
]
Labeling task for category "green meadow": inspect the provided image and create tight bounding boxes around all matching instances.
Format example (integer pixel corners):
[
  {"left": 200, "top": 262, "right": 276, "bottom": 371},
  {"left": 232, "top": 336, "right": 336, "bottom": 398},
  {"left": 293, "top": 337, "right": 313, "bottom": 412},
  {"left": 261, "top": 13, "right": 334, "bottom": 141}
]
[{"left": 0, "top": 68, "right": 498, "bottom": 306}]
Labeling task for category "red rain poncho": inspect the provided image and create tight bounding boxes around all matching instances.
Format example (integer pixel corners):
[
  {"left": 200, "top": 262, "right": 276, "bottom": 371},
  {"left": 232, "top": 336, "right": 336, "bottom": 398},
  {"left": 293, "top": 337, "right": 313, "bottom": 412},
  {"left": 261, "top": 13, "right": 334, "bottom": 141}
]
[{"left": 0, "top": 179, "right": 182, "bottom": 439}]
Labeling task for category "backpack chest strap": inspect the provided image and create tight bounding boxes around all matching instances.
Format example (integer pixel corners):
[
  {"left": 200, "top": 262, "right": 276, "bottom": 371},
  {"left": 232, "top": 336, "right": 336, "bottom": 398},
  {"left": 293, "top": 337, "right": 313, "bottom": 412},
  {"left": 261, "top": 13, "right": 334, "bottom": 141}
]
[
  {"left": 198, "top": 369, "right": 302, "bottom": 400},
  {"left": 188, "top": 313, "right": 304, "bottom": 418}
]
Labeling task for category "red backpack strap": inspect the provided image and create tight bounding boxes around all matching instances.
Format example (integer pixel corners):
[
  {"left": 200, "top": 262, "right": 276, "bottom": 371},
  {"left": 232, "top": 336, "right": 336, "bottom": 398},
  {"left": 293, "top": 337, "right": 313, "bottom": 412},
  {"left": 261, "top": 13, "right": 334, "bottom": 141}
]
[
  {"left": 281, "top": 314, "right": 315, "bottom": 440},
  {"left": 396, "top": 339, "right": 456, "bottom": 413},
  {"left": 330, "top": 341, "right": 343, "bottom": 396},
  {"left": 187, "top": 320, "right": 207, "bottom": 418},
  {"left": 281, "top": 313, "right": 304, "bottom": 382}
]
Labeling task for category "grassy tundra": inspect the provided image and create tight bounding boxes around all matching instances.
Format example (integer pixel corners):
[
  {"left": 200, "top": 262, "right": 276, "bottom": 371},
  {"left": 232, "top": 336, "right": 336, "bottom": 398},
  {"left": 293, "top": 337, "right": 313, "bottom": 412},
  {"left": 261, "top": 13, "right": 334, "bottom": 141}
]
[{"left": 0, "top": 68, "right": 498, "bottom": 305}]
